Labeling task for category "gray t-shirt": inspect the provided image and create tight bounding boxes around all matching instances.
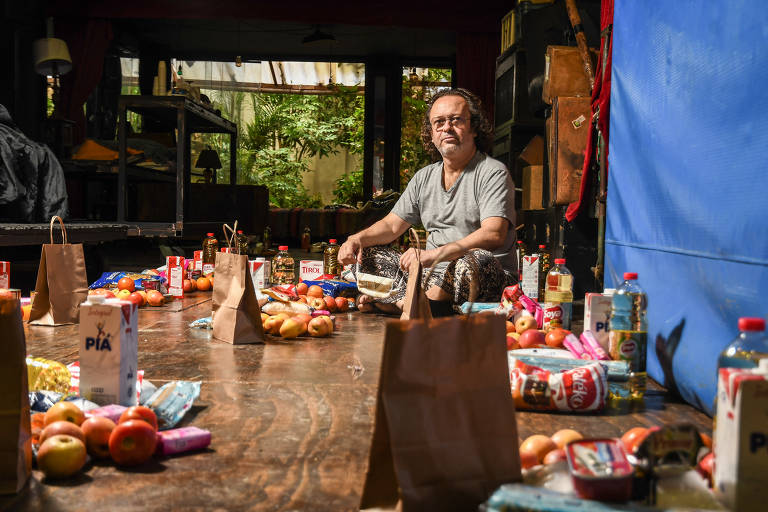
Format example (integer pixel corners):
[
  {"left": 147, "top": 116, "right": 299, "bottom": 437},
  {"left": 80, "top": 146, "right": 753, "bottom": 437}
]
[{"left": 391, "top": 151, "right": 517, "bottom": 272}]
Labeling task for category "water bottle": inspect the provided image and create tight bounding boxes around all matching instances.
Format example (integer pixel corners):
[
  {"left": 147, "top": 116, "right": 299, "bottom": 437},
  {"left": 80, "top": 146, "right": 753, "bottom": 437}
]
[
  {"left": 608, "top": 272, "right": 648, "bottom": 399},
  {"left": 271, "top": 246, "right": 295, "bottom": 285},
  {"left": 236, "top": 230, "right": 248, "bottom": 256},
  {"left": 544, "top": 258, "right": 573, "bottom": 330},
  {"left": 718, "top": 318, "right": 768, "bottom": 369},
  {"left": 323, "top": 239, "right": 340, "bottom": 277},
  {"left": 515, "top": 240, "right": 526, "bottom": 281},
  {"left": 202, "top": 232, "right": 218, "bottom": 275},
  {"left": 537, "top": 244, "right": 551, "bottom": 300}
]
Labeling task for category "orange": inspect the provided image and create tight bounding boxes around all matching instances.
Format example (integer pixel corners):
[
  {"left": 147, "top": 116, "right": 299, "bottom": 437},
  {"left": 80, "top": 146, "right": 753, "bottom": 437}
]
[
  {"left": 196, "top": 276, "right": 212, "bottom": 291},
  {"left": 307, "top": 285, "right": 324, "bottom": 298}
]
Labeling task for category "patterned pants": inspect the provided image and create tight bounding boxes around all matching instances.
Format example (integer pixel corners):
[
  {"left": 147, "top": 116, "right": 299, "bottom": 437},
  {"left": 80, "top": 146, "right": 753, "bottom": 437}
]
[{"left": 355, "top": 245, "right": 514, "bottom": 308}]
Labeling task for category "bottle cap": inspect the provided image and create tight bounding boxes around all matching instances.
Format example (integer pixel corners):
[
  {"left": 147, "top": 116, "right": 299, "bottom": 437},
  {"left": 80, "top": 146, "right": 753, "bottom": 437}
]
[
  {"left": 554, "top": 258, "right": 566, "bottom": 264},
  {"left": 517, "top": 240, "right": 523, "bottom": 245},
  {"left": 623, "top": 272, "right": 638, "bottom": 280},
  {"left": 206, "top": 232, "right": 214, "bottom": 237},
  {"left": 329, "top": 239, "right": 337, "bottom": 244},
  {"left": 237, "top": 230, "right": 243, "bottom": 234},
  {"left": 538, "top": 244, "right": 546, "bottom": 249},
  {"left": 278, "top": 245, "right": 289, "bottom": 251},
  {"left": 738, "top": 317, "right": 766, "bottom": 332}
]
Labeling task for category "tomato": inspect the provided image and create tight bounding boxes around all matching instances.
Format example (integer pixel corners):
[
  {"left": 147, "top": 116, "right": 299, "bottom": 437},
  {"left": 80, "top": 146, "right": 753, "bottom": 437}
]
[
  {"left": 119, "top": 406, "right": 158, "bottom": 432},
  {"left": 696, "top": 452, "right": 714, "bottom": 486},
  {"left": 545, "top": 328, "right": 570, "bottom": 348},
  {"left": 109, "top": 420, "right": 157, "bottom": 466},
  {"left": 620, "top": 427, "right": 650, "bottom": 454},
  {"left": 117, "top": 277, "right": 135, "bottom": 292}
]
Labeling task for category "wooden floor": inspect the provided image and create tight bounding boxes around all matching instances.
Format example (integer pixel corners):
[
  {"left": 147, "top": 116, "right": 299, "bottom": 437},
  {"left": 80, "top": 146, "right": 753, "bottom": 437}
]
[{"left": 2, "top": 294, "right": 712, "bottom": 511}]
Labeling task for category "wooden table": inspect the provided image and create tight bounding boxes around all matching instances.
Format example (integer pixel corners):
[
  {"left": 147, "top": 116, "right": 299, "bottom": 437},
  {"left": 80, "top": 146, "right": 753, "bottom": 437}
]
[{"left": 2, "top": 296, "right": 712, "bottom": 511}]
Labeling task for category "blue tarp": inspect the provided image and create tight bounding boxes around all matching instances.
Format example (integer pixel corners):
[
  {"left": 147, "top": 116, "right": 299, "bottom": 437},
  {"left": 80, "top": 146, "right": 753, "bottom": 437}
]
[{"left": 606, "top": 0, "right": 768, "bottom": 414}]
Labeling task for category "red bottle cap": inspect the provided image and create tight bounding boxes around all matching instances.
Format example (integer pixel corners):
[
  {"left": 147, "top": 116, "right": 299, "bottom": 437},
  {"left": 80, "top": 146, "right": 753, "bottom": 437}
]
[
  {"left": 206, "top": 232, "right": 214, "bottom": 237},
  {"left": 623, "top": 272, "right": 638, "bottom": 280},
  {"left": 738, "top": 317, "right": 766, "bottom": 331},
  {"left": 555, "top": 258, "right": 566, "bottom": 264},
  {"left": 538, "top": 244, "right": 546, "bottom": 249},
  {"left": 329, "top": 239, "right": 337, "bottom": 244},
  {"left": 278, "top": 245, "right": 289, "bottom": 251},
  {"left": 237, "top": 230, "right": 243, "bottom": 234},
  {"left": 517, "top": 240, "right": 523, "bottom": 245}
]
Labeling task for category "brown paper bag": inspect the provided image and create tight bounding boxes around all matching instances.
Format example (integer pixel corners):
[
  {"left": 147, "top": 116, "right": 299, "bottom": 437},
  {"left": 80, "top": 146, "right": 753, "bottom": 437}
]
[
  {"left": 212, "top": 223, "right": 264, "bottom": 344},
  {"left": 400, "top": 228, "right": 432, "bottom": 322},
  {"left": 29, "top": 216, "right": 89, "bottom": 326},
  {"left": 360, "top": 313, "right": 521, "bottom": 511},
  {"left": 0, "top": 296, "right": 32, "bottom": 494}
]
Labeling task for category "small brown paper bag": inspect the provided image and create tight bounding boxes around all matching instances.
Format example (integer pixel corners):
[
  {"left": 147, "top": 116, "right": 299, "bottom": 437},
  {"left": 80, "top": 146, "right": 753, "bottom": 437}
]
[
  {"left": 360, "top": 313, "right": 521, "bottom": 511},
  {"left": 0, "top": 296, "right": 32, "bottom": 494},
  {"left": 212, "top": 223, "right": 265, "bottom": 344},
  {"left": 29, "top": 216, "right": 89, "bottom": 326},
  {"left": 400, "top": 228, "right": 432, "bottom": 322}
]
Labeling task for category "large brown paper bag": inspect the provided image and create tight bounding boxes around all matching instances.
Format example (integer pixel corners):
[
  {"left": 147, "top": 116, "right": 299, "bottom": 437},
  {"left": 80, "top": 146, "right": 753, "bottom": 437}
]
[
  {"left": 29, "top": 216, "right": 89, "bottom": 326},
  {"left": 400, "top": 228, "right": 431, "bottom": 322},
  {"left": 360, "top": 313, "right": 521, "bottom": 511},
  {"left": 212, "top": 224, "right": 264, "bottom": 344},
  {"left": 0, "top": 295, "right": 32, "bottom": 494}
]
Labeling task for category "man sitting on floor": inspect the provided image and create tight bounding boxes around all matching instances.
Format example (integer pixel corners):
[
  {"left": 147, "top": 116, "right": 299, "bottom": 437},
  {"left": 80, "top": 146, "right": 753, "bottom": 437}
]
[{"left": 338, "top": 88, "right": 517, "bottom": 316}]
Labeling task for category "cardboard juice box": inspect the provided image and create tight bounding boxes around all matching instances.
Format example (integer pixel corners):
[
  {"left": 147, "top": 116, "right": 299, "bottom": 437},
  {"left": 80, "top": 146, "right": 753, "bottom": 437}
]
[
  {"left": 193, "top": 250, "right": 203, "bottom": 272},
  {"left": 166, "top": 256, "right": 185, "bottom": 299},
  {"left": 714, "top": 363, "right": 768, "bottom": 511},
  {"left": 584, "top": 292, "right": 613, "bottom": 351},
  {"left": 249, "top": 258, "right": 271, "bottom": 290},
  {"left": 521, "top": 254, "right": 540, "bottom": 299},
  {"left": 0, "top": 261, "right": 9, "bottom": 288},
  {"left": 79, "top": 297, "right": 138, "bottom": 406},
  {"left": 299, "top": 260, "right": 323, "bottom": 282}
]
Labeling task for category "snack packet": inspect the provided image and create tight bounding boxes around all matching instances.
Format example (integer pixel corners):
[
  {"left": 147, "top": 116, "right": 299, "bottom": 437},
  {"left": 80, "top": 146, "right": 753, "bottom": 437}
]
[{"left": 143, "top": 381, "right": 202, "bottom": 430}]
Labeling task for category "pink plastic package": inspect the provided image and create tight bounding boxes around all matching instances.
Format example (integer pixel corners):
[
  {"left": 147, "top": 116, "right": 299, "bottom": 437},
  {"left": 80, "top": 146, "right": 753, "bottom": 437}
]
[
  {"left": 86, "top": 404, "right": 127, "bottom": 423},
  {"left": 563, "top": 333, "right": 593, "bottom": 360},
  {"left": 156, "top": 426, "right": 211, "bottom": 456},
  {"left": 580, "top": 330, "right": 611, "bottom": 361}
]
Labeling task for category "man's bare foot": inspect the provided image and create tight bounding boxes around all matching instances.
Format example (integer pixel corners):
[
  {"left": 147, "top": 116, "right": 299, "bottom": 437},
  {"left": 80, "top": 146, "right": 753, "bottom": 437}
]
[{"left": 357, "top": 294, "right": 376, "bottom": 313}]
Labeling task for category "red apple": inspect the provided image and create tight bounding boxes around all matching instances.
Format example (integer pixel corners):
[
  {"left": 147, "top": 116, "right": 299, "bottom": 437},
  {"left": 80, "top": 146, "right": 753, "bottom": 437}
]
[
  {"left": 518, "top": 329, "right": 546, "bottom": 348},
  {"left": 308, "top": 316, "right": 331, "bottom": 337},
  {"left": 146, "top": 290, "right": 164, "bottom": 307},
  {"left": 40, "top": 421, "right": 86, "bottom": 445},
  {"left": 44, "top": 402, "right": 85, "bottom": 426},
  {"left": 37, "top": 435, "right": 87, "bottom": 479},
  {"left": 506, "top": 335, "right": 520, "bottom": 350},
  {"left": 545, "top": 328, "right": 570, "bottom": 348},
  {"left": 127, "top": 292, "right": 145, "bottom": 307},
  {"left": 514, "top": 315, "right": 537, "bottom": 333},
  {"left": 81, "top": 416, "right": 116, "bottom": 458}
]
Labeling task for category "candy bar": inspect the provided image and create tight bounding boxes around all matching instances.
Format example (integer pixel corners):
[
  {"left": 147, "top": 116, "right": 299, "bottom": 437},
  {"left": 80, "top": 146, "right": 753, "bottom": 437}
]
[
  {"left": 156, "top": 426, "right": 211, "bottom": 456},
  {"left": 563, "top": 333, "right": 589, "bottom": 359},
  {"left": 579, "top": 330, "right": 611, "bottom": 360}
]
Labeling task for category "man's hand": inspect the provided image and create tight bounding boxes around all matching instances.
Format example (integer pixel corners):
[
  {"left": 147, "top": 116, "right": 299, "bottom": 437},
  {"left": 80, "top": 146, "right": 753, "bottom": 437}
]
[
  {"left": 338, "top": 236, "right": 363, "bottom": 266},
  {"left": 399, "top": 248, "right": 439, "bottom": 270}
]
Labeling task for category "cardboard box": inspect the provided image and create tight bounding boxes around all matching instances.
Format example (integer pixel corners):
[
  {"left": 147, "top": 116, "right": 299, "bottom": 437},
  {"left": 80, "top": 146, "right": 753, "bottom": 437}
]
[
  {"left": 193, "top": 251, "right": 202, "bottom": 272},
  {"left": 248, "top": 259, "right": 271, "bottom": 290},
  {"left": 299, "top": 260, "right": 324, "bottom": 282},
  {"left": 166, "top": 256, "right": 185, "bottom": 299},
  {"left": 79, "top": 298, "right": 138, "bottom": 406},
  {"left": 0, "top": 261, "right": 8, "bottom": 288},
  {"left": 714, "top": 365, "right": 768, "bottom": 511},
  {"left": 522, "top": 165, "right": 544, "bottom": 210},
  {"left": 521, "top": 254, "right": 541, "bottom": 300},
  {"left": 584, "top": 293, "right": 613, "bottom": 351}
]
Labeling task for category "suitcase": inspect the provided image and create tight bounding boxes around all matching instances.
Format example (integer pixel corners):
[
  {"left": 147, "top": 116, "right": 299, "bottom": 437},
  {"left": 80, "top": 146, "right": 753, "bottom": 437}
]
[
  {"left": 522, "top": 165, "right": 544, "bottom": 210},
  {"left": 547, "top": 96, "right": 590, "bottom": 205},
  {"left": 542, "top": 45, "right": 598, "bottom": 104}
]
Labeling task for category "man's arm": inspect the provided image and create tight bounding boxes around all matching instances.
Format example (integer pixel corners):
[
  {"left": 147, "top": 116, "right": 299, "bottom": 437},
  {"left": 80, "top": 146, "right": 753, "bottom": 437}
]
[
  {"left": 338, "top": 213, "right": 411, "bottom": 265},
  {"left": 399, "top": 216, "right": 509, "bottom": 270}
]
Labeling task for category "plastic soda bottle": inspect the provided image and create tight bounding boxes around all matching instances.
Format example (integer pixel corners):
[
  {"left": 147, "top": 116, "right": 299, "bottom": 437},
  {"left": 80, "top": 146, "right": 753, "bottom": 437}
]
[
  {"left": 537, "top": 244, "right": 551, "bottom": 300},
  {"left": 323, "top": 239, "right": 340, "bottom": 277},
  {"left": 236, "top": 230, "right": 248, "bottom": 256},
  {"left": 516, "top": 240, "right": 526, "bottom": 281},
  {"left": 301, "top": 227, "right": 311, "bottom": 252},
  {"left": 271, "top": 246, "right": 295, "bottom": 285},
  {"left": 608, "top": 272, "right": 648, "bottom": 399},
  {"left": 718, "top": 318, "right": 768, "bottom": 369},
  {"left": 544, "top": 258, "right": 573, "bottom": 330},
  {"left": 202, "top": 232, "right": 218, "bottom": 275}
]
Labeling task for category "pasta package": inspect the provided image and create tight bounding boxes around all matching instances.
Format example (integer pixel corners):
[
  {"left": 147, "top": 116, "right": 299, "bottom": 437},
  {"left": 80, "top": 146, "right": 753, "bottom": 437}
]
[{"left": 26, "top": 357, "right": 71, "bottom": 394}]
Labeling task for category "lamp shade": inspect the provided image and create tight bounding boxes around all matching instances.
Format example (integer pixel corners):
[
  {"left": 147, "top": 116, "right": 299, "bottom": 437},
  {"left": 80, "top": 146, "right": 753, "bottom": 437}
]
[
  {"left": 195, "top": 147, "right": 222, "bottom": 169},
  {"left": 33, "top": 38, "right": 72, "bottom": 76}
]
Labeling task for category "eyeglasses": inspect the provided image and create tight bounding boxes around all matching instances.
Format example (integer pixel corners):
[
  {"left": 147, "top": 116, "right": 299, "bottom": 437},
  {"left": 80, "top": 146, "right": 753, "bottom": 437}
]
[{"left": 430, "top": 115, "right": 466, "bottom": 130}]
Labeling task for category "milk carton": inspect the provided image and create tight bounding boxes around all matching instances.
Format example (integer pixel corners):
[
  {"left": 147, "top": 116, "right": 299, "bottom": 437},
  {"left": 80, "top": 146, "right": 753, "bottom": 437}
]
[
  {"left": 248, "top": 258, "right": 271, "bottom": 290},
  {"left": 521, "top": 254, "right": 540, "bottom": 300},
  {"left": 0, "top": 261, "right": 9, "bottom": 288},
  {"left": 299, "top": 260, "right": 324, "bottom": 282},
  {"left": 166, "top": 256, "right": 185, "bottom": 299},
  {"left": 193, "top": 250, "right": 203, "bottom": 272},
  {"left": 584, "top": 292, "right": 613, "bottom": 351},
  {"left": 79, "top": 297, "right": 138, "bottom": 406},
  {"left": 714, "top": 361, "right": 768, "bottom": 511}
]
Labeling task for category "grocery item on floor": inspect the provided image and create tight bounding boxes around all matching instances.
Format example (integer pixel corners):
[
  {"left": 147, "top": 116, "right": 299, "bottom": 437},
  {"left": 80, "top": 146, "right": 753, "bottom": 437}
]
[
  {"left": 202, "top": 232, "right": 218, "bottom": 275},
  {"left": 143, "top": 380, "right": 202, "bottom": 430},
  {"left": 718, "top": 317, "right": 768, "bottom": 370},
  {"left": 355, "top": 262, "right": 394, "bottom": 299},
  {"left": 543, "top": 258, "right": 573, "bottom": 330},
  {"left": 608, "top": 272, "right": 648, "bottom": 399},
  {"left": 271, "top": 246, "right": 295, "bottom": 285},
  {"left": 323, "top": 239, "right": 341, "bottom": 277}
]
